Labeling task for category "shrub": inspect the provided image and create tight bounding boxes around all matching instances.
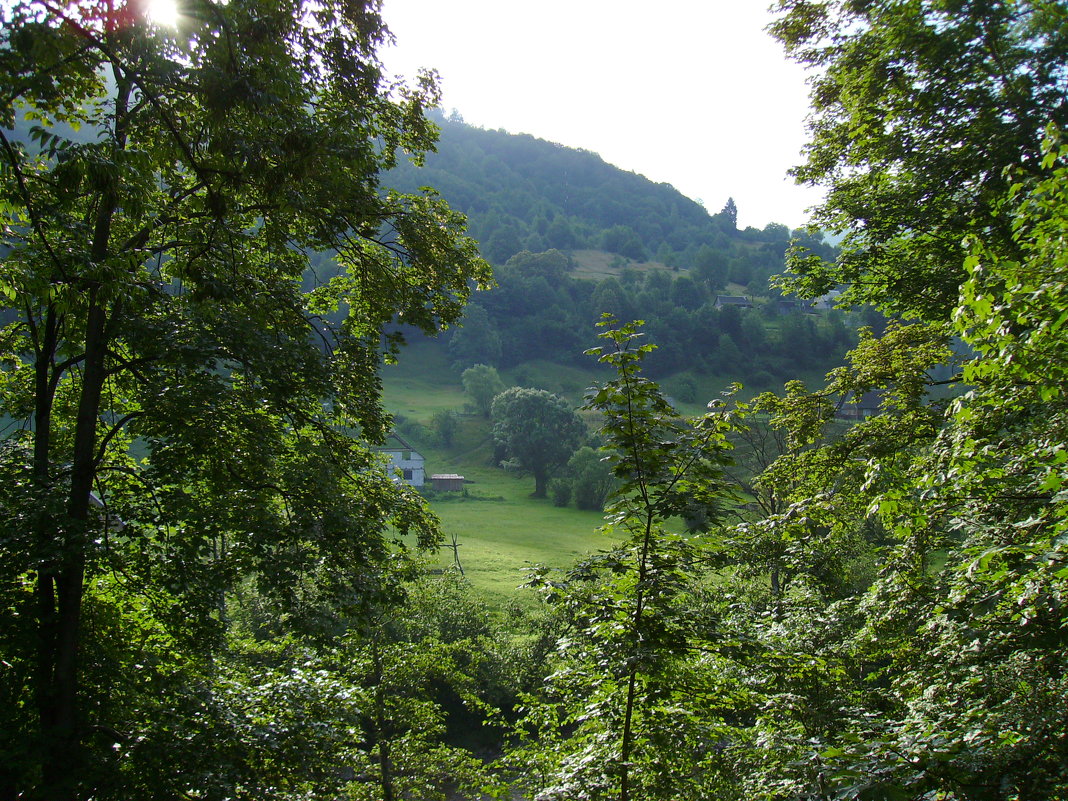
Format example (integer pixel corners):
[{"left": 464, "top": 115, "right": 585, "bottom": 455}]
[{"left": 549, "top": 479, "right": 572, "bottom": 507}]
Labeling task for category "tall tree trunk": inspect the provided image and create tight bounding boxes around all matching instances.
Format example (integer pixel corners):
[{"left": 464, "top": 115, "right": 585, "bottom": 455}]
[
  {"left": 35, "top": 64, "right": 128, "bottom": 801},
  {"left": 533, "top": 468, "right": 548, "bottom": 498},
  {"left": 36, "top": 292, "right": 111, "bottom": 801},
  {"left": 39, "top": 293, "right": 108, "bottom": 801},
  {"left": 771, "top": 566, "right": 782, "bottom": 619}
]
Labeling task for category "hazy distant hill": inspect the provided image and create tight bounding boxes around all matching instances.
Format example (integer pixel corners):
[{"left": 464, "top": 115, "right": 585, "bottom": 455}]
[
  {"left": 388, "top": 112, "right": 835, "bottom": 280},
  {"left": 384, "top": 113, "right": 868, "bottom": 384}
]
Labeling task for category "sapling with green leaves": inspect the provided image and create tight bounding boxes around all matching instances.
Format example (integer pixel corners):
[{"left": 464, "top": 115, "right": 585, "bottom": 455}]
[{"left": 513, "top": 318, "right": 743, "bottom": 801}]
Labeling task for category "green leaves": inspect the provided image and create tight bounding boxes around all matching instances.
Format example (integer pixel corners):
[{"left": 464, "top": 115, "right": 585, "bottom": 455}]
[
  {"left": 461, "top": 363, "right": 505, "bottom": 417},
  {"left": 491, "top": 386, "right": 586, "bottom": 498},
  {"left": 512, "top": 319, "right": 743, "bottom": 800},
  {"left": 771, "top": 0, "right": 1068, "bottom": 321},
  {"left": 756, "top": 7, "right": 1068, "bottom": 796},
  {"left": 586, "top": 317, "right": 737, "bottom": 526},
  {"left": 1, "top": 1, "right": 490, "bottom": 796}
]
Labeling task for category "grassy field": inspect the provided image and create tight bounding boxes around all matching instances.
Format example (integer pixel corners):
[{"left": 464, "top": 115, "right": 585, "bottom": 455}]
[
  {"left": 382, "top": 344, "right": 620, "bottom": 603},
  {"left": 418, "top": 467, "right": 610, "bottom": 603},
  {"left": 384, "top": 339, "right": 836, "bottom": 603}
]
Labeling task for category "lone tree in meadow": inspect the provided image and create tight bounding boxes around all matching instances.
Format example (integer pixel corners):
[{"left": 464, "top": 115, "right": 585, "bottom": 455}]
[{"left": 491, "top": 387, "right": 585, "bottom": 497}]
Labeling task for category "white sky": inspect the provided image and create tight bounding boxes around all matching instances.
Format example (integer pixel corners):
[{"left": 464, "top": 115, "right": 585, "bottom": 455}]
[{"left": 380, "top": 0, "right": 825, "bottom": 231}]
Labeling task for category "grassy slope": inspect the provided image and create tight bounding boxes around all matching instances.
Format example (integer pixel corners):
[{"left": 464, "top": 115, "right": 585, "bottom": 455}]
[
  {"left": 569, "top": 249, "right": 673, "bottom": 280},
  {"left": 382, "top": 342, "right": 612, "bottom": 603},
  {"left": 382, "top": 338, "right": 835, "bottom": 603}
]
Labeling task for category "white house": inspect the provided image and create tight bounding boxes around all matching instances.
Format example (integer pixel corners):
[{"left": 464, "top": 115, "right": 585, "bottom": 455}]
[
  {"left": 813, "top": 289, "right": 844, "bottom": 310},
  {"left": 379, "top": 433, "right": 425, "bottom": 487}
]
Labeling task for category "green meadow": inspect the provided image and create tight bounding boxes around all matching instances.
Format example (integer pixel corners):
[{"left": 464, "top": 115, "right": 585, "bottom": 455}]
[
  {"left": 382, "top": 342, "right": 619, "bottom": 602},
  {"left": 380, "top": 340, "right": 834, "bottom": 603}
]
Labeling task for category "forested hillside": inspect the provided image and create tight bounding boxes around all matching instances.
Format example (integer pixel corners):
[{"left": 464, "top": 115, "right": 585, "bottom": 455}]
[
  {"left": 443, "top": 248, "right": 874, "bottom": 385},
  {"left": 389, "top": 112, "right": 836, "bottom": 275},
  {"left": 388, "top": 117, "right": 859, "bottom": 383}
]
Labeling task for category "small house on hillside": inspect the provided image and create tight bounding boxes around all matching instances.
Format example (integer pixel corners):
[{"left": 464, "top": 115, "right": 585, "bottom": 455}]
[
  {"left": 715, "top": 295, "right": 753, "bottom": 309},
  {"left": 813, "top": 289, "right": 844, "bottom": 310},
  {"left": 775, "top": 299, "right": 811, "bottom": 315},
  {"left": 379, "top": 434, "right": 425, "bottom": 487},
  {"left": 835, "top": 390, "right": 882, "bottom": 421}
]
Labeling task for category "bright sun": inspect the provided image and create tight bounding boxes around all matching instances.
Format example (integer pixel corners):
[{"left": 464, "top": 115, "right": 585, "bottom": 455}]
[{"left": 145, "top": 0, "right": 179, "bottom": 27}]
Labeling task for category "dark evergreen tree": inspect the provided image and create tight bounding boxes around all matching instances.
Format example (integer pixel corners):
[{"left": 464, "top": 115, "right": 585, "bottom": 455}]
[{"left": 720, "top": 197, "right": 738, "bottom": 229}]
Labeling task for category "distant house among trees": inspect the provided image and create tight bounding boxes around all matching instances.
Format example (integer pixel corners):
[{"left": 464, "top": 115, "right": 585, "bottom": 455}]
[
  {"left": 813, "top": 289, "right": 844, "bottom": 310},
  {"left": 380, "top": 434, "right": 426, "bottom": 487},
  {"left": 835, "top": 390, "right": 882, "bottom": 421},
  {"left": 714, "top": 295, "right": 753, "bottom": 309},
  {"left": 774, "top": 299, "right": 811, "bottom": 315}
]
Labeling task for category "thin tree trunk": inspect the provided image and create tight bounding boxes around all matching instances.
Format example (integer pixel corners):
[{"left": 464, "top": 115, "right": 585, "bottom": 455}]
[
  {"left": 36, "top": 61, "right": 129, "bottom": 800},
  {"left": 619, "top": 513, "right": 654, "bottom": 801},
  {"left": 771, "top": 566, "right": 782, "bottom": 619},
  {"left": 619, "top": 667, "right": 638, "bottom": 801},
  {"left": 32, "top": 306, "right": 62, "bottom": 797},
  {"left": 372, "top": 642, "right": 395, "bottom": 801}
]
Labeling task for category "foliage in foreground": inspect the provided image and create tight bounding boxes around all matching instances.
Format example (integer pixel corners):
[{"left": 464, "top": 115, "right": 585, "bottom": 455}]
[
  {"left": 759, "top": 1, "right": 1068, "bottom": 793},
  {"left": 509, "top": 319, "right": 744, "bottom": 800},
  {"left": 0, "top": 1, "right": 488, "bottom": 798},
  {"left": 503, "top": 3, "right": 1068, "bottom": 795},
  {"left": 3, "top": 0, "right": 1066, "bottom": 799}
]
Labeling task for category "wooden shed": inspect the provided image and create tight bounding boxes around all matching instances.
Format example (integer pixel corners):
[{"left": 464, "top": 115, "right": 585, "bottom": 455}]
[{"left": 430, "top": 474, "right": 465, "bottom": 492}]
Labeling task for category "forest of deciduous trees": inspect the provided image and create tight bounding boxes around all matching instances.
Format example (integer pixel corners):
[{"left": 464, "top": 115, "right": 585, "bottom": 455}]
[
  {"left": 2, "top": 0, "right": 1067, "bottom": 800},
  {"left": 388, "top": 110, "right": 838, "bottom": 271},
  {"left": 443, "top": 247, "right": 868, "bottom": 382},
  {"left": 0, "top": 1, "right": 491, "bottom": 797}
]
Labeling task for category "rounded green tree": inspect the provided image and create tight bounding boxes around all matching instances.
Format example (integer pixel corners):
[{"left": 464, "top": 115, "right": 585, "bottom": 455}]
[
  {"left": 461, "top": 364, "right": 506, "bottom": 417},
  {"left": 491, "top": 388, "right": 585, "bottom": 497}
]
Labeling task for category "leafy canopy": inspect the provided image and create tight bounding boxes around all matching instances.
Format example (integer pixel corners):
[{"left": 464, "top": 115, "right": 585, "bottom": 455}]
[
  {"left": 745, "top": 1, "right": 1068, "bottom": 797},
  {"left": 0, "top": 1, "right": 488, "bottom": 797},
  {"left": 772, "top": 0, "right": 1068, "bottom": 321},
  {"left": 491, "top": 387, "right": 585, "bottom": 497}
]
